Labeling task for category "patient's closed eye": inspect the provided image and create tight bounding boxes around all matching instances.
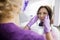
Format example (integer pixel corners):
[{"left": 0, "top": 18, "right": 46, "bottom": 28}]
[{"left": 43, "top": 12, "right": 47, "bottom": 14}]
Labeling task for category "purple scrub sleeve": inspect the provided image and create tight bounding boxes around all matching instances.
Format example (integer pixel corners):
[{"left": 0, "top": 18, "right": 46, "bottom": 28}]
[{"left": 0, "top": 23, "right": 45, "bottom": 40}]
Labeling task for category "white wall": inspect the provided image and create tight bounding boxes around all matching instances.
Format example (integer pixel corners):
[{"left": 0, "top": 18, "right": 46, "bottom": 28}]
[{"left": 54, "top": 0, "right": 60, "bottom": 26}]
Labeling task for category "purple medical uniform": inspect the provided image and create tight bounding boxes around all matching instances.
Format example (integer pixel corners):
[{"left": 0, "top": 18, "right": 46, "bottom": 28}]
[{"left": 0, "top": 23, "right": 45, "bottom": 40}]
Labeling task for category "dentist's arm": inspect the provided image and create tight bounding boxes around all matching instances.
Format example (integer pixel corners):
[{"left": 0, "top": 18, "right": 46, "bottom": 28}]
[
  {"left": 44, "top": 16, "right": 53, "bottom": 40},
  {"left": 24, "top": 15, "right": 38, "bottom": 30}
]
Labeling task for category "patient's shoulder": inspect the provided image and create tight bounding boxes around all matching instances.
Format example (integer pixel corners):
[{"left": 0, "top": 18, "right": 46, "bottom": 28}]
[{"left": 51, "top": 26, "right": 60, "bottom": 40}]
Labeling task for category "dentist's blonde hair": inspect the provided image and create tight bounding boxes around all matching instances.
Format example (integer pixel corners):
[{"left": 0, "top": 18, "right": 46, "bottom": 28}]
[{"left": 0, "top": 0, "right": 22, "bottom": 20}]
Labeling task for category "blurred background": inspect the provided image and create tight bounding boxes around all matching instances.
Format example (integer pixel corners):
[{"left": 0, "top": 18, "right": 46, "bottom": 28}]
[{"left": 19, "top": 0, "right": 60, "bottom": 31}]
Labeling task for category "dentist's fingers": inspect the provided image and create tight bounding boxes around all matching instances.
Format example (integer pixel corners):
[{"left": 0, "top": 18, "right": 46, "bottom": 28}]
[{"left": 44, "top": 15, "right": 51, "bottom": 33}]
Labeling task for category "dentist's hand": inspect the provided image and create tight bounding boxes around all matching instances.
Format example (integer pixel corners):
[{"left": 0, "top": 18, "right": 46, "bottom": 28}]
[
  {"left": 44, "top": 15, "right": 51, "bottom": 33},
  {"left": 24, "top": 15, "right": 38, "bottom": 30},
  {"left": 27, "top": 15, "right": 38, "bottom": 27}
]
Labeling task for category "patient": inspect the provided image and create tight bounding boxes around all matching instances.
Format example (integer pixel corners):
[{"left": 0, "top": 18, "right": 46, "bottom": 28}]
[
  {"left": 24, "top": 6, "right": 60, "bottom": 40},
  {"left": 0, "top": 0, "right": 45, "bottom": 40}
]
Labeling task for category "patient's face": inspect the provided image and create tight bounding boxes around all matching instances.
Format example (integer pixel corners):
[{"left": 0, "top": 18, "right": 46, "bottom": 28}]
[
  {"left": 37, "top": 8, "right": 48, "bottom": 21},
  {"left": 0, "top": 0, "right": 22, "bottom": 19}
]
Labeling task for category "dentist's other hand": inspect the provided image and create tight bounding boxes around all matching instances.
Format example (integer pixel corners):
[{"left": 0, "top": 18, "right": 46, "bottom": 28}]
[
  {"left": 24, "top": 15, "right": 38, "bottom": 30},
  {"left": 27, "top": 15, "right": 38, "bottom": 27},
  {"left": 44, "top": 16, "right": 51, "bottom": 33}
]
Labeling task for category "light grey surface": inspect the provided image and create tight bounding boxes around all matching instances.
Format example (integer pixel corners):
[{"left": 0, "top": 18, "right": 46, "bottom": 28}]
[
  {"left": 19, "top": 13, "right": 28, "bottom": 23},
  {"left": 29, "top": 0, "right": 41, "bottom": 3}
]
